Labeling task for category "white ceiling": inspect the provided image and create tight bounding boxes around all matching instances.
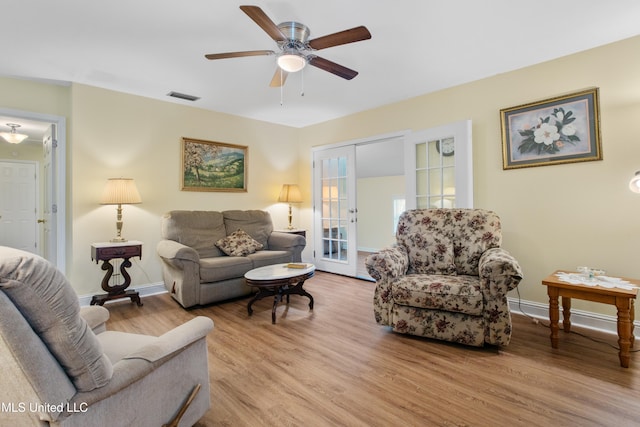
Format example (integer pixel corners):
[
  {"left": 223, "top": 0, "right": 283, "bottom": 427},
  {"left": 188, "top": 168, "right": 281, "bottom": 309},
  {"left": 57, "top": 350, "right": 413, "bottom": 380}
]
[{"left": 2, "top": 0, "right": 640, "bottom": 138}]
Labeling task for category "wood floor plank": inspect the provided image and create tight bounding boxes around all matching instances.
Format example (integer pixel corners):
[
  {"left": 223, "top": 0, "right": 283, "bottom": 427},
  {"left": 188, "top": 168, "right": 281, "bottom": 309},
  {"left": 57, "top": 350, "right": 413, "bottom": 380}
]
[{"left": 105, "top": 272, "right": 640, "bottom": 426}]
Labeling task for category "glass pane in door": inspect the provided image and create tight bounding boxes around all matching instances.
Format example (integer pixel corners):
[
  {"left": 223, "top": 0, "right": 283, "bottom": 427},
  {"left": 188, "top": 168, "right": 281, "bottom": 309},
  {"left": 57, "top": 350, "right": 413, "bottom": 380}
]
[
  {"left": 321, "top": 159, "right": 348, "bottom": 261},
  {"left": 415, "top": 138, "right": 457, "bottom": 209}
]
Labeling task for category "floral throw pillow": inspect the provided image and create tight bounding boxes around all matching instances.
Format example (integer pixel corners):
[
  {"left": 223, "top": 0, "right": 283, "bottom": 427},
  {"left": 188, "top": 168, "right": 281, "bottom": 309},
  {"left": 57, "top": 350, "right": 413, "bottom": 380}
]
[
  {"left": 405, "top": 233, "right": 457, "bottom": 275},
  {"left": 216, "top": 229, "right": 263, "bottom": 257}
]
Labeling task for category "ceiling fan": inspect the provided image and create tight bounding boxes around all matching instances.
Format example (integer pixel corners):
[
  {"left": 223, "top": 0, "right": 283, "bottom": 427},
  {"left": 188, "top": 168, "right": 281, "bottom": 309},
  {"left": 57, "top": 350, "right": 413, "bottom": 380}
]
[{"left": 205, "top": 5, "right": 372, "bottom": 87}]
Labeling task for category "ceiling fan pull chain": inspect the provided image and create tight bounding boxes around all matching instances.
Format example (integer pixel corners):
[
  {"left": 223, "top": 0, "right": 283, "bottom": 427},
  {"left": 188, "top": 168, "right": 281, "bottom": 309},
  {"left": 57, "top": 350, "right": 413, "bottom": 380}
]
[
  {"left": 301, "top": 68, "right": 305, "bottom": 97},
  {"left": 280, "top": 72, "right": 284, "bottom": 106}
]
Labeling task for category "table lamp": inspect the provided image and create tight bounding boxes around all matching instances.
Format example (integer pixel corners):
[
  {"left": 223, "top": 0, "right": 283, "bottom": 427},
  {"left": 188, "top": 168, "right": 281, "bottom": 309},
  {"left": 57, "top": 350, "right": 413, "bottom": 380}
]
[
  {"left": 100, "top": 178, "right": 142, "bottom": 242},
  {"left": 278, "top": 184, "right": 302, "bottom": 229}
]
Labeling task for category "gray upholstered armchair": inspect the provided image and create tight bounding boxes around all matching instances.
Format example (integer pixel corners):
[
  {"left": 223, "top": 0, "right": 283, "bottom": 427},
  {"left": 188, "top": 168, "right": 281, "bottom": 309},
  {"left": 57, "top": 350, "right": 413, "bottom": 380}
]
[
  {"left": 0, "top": 246, "right": 213, "bottom": 426},
  {"left": 365, "top": 209, "right": 523, "bottom": 347}
]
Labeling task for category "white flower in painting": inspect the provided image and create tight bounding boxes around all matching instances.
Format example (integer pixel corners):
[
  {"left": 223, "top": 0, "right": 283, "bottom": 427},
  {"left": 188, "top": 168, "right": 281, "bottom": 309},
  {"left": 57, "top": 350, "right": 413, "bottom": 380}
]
[
  {"left": 534, "top": 123, "right": 560, "bottom": 145},
  {"left": 554, "top": 111, "right": 564, "bottom": 121},
  {"left": 562, "top": 124, "right": 577, "bottom": 136}
]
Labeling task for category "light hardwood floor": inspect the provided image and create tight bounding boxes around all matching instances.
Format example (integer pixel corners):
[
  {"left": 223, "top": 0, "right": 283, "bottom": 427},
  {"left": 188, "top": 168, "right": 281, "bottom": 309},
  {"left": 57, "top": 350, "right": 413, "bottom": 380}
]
[{"left": 106, "top": 272, "right": 640, "bottom": 426}]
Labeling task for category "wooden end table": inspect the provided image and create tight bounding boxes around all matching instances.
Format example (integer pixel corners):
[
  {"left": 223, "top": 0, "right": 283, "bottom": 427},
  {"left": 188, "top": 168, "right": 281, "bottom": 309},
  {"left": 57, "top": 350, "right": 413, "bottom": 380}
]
[
  {"left": 541, "top": 270, "right": 638, "bottom": 368},
  {"left": 90, "top": 241, "right": 143, "bottom": 306},
  {"left": 245, "top": 263, "right": 315, "bottom": 324}
]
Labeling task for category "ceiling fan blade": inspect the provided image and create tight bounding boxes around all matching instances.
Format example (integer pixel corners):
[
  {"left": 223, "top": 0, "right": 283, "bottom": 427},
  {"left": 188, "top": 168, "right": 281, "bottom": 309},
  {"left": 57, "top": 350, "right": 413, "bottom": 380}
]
[
  {"left": 308, "top": 56, "right": 359, "bottom": 80},
  {"left": 269, "top": 68, "right": 289, "bottom": 87},
  {"left": 205, "top": 50, "right": 274, "bottom": 60},
  {"left": 308, "top": 26, "right": 372, "bottom": 50},
  {"left": 239, "top": 5, "right": 287, "bottom": 42}
]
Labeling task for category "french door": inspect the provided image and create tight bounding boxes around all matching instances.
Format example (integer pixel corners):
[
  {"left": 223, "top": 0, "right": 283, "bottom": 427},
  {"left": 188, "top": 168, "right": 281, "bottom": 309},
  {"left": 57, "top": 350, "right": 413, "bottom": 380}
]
[
  {"left": 312, "top": 145, "right": 357, "bottom": 276},
  {"left": 405, "top": 120, "right": 473, "bottom": 209},
  {"left": 311, "top": 121, "right": 472, "bottom": 277}
]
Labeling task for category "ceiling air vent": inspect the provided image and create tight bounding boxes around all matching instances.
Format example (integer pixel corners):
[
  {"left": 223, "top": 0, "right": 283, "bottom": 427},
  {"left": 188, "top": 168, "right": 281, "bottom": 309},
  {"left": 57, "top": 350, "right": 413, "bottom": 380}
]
[{"left": 167, "top": 91, "right": 200, "bottom": 102}]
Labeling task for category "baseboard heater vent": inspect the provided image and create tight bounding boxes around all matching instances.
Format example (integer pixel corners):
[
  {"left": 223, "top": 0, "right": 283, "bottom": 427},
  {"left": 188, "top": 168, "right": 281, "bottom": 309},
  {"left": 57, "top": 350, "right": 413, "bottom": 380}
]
[{"left": 167, "top": 91, "right": 200, "bottom": 102}]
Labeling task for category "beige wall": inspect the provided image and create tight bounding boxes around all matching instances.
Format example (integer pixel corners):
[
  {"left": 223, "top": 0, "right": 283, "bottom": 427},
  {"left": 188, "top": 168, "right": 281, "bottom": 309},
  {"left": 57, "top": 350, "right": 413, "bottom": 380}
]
[
  {"left": 357, "top": 175, "right": 405, "bottom": 251},
  {"left": 299, "top": 35, "right": 640, "bottom": 316},
  {"left": 2, "top": 35, "right": 640, "bottom": 317},
  {"left": 0, "top": 139, "right": 43, "bottom": 160},
  {"left": 67, "top": 84, "right": 302, "bottom": 295}
]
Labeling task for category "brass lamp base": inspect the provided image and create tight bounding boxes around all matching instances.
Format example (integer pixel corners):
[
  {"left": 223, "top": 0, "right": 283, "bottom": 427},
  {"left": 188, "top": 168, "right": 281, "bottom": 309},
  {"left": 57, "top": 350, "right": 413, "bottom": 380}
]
[
  {"left": 111, "top": 205, "right": 128, "bottom": 242},
  {"left": 287, "top": 203, "right": 294, "bottom": 229}
]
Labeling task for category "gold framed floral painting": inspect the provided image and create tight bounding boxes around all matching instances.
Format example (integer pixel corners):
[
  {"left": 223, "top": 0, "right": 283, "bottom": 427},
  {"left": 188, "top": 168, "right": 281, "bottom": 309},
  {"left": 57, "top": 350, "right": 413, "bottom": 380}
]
[
  {"left": 181, "top": 137, "right": 247, "bottom": 192},
  {"left": 500, "top": 88, "right": 602, "bottom": 170}
]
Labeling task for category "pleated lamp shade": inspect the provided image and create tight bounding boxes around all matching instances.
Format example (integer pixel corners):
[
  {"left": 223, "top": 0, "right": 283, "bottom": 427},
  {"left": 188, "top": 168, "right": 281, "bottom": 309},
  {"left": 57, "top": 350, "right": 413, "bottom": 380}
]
[{"left": 100, "top": 178, "right": 142, "bottom": 205}]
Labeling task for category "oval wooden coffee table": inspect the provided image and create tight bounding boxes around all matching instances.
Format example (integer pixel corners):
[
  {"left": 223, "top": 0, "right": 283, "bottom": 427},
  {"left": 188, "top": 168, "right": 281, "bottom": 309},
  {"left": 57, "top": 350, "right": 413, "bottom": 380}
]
[{"left": 245, "top": 263, "right": 315, "bottom": 324}]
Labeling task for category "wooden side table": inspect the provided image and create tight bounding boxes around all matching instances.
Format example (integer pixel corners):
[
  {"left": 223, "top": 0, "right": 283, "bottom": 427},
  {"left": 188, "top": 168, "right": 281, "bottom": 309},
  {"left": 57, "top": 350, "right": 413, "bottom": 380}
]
[
  {"left": 541, "top": 271, "right": 638, "bottom": 368},
  {"left": 91, "top": 241, "right": 143, "bottom": 306}
]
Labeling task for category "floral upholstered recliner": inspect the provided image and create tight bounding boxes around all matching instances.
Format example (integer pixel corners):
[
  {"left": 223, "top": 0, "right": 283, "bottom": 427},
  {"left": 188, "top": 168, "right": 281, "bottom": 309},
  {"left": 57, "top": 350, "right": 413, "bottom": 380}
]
[{"left": 365, "top": 209, "right": 523, "bottom": 347}]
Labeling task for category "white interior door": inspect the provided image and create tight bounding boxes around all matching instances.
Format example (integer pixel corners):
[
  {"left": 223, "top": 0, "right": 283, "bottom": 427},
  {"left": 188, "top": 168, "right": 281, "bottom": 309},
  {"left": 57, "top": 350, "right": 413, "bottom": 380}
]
[
  {"left": 313, "top": 145, "right": 357, "bottom": 276},
  {"left": 0, "top": 160, "right": 38, "bottom": 253},
  {"left": 42, "top": 124, "right": 57, "bottom": 264},
  {"left": 405, "top": 120, "right": 473, "bottom": 209}
]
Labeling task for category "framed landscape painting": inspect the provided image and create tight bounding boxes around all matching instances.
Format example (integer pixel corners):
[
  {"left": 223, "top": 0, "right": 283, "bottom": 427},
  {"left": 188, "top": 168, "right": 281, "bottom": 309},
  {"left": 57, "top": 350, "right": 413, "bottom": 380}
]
[
  {"left": 181, "top": 137, "right": 247, "bottom": 192},
  {"left": 500, "top": 88, "right": 602, "bottom": 170}
]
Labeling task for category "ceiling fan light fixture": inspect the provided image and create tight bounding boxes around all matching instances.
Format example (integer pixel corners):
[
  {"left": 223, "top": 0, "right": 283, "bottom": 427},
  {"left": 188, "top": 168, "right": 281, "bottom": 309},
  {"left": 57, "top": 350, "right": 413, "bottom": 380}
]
[
  {"left": 277, "top": 52, "right": 306, "bottom": 73},
  {"left": 0, "top": 123, "right": 28, "bottom": 144},
  {"left": 205, "top": 6, "right": 370, "bottom": 85}
]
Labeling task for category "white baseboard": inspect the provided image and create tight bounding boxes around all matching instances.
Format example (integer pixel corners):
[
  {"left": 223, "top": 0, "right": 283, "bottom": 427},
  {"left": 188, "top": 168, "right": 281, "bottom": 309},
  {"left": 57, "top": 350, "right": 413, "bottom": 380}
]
[
  {"left": 78, "top": 282, "right": 167, "bottom": 307},
  {"left": 508, "top": 297, "right": 639, "bottom": 336}
]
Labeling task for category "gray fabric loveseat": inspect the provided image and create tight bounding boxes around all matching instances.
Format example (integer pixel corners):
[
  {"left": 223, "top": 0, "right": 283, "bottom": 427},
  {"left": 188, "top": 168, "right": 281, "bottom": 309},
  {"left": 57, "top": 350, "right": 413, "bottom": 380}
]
[{"left": 157, "top": 210, "right": 306, "bottom": 308}]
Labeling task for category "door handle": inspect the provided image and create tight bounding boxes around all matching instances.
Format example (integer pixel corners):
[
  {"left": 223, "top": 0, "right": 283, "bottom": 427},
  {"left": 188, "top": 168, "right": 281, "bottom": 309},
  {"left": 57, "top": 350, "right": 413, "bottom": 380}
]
[{"left": 37, "top": 219, "right": 46, "bottom": 223}]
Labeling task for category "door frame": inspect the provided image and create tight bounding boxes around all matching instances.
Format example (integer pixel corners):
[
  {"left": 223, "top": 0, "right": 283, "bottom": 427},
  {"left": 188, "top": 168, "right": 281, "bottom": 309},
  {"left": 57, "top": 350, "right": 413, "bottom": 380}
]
[
  {"left": 0, "top": 108, "right": 67, "bottom": 273},
  {"left": 311, "top": 130, "right": 410, "bottom": 277}
]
